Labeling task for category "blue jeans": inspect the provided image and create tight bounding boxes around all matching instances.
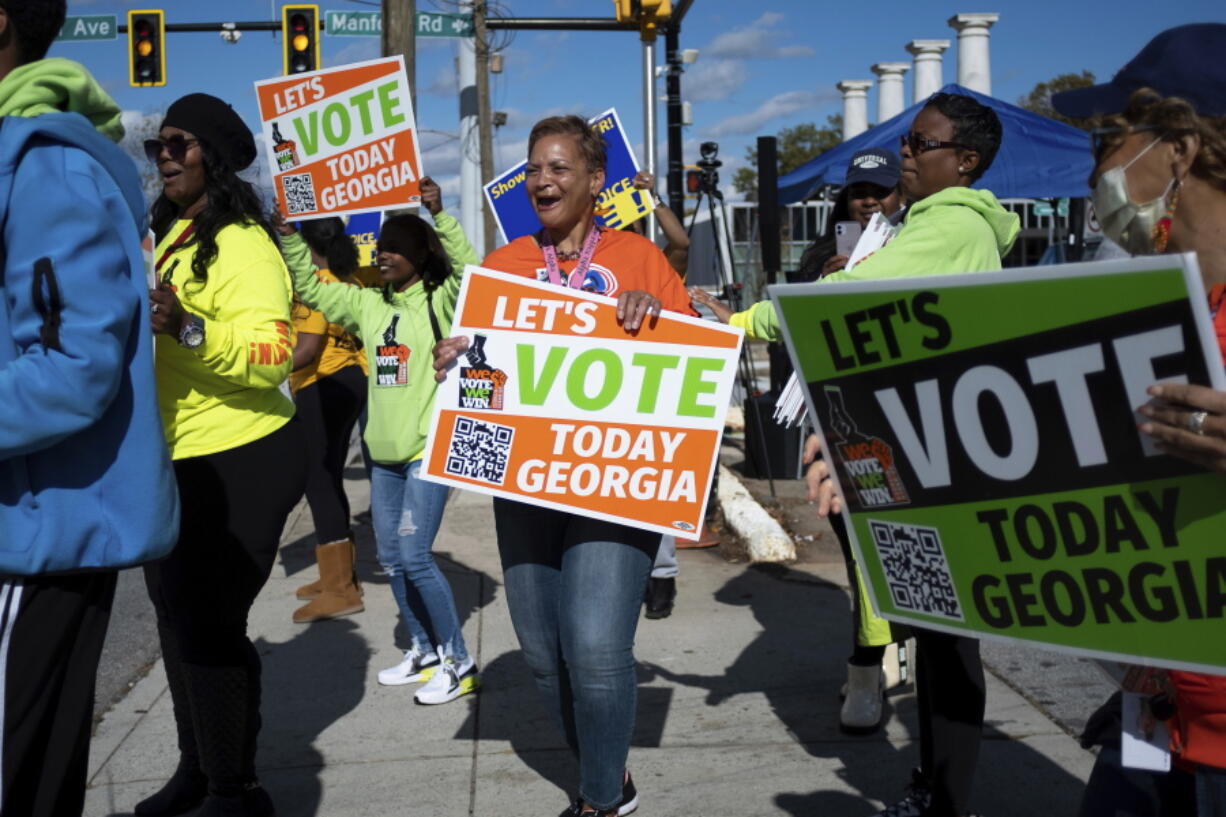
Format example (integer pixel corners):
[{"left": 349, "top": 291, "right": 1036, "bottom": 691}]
[
  {"left": 370, "top": 461, "right": 469, "bottom": 662},
  {"left": 494, "top": 498, "right": 658, "bottom": 811}
]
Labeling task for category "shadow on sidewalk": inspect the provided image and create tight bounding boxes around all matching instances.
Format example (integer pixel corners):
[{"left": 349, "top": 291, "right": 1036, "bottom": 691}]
[
  {"left": 254, "top": 618, "right": 367, "bottom": 816},
  {"left": 458, "top": 650, "right": 673, "bottom": 799},
  {"left": 643, "top": 564, "right": 1089, "bottom": 816}
]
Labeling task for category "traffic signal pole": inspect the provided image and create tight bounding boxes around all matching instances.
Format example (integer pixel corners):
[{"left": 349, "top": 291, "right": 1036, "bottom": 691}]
[{"left": 664, "top": 24, "right": 683, "bottom": 218}]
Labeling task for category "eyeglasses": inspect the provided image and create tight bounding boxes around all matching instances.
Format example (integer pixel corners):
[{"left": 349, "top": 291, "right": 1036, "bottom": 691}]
[
  {"left": 899, "top": 132, "right": 967, "bottom": 155},
  {"left": 144, "top": 135, "right": 199, "bottom": 163},
  {"left": 1088, "top": 124, "right": 1159, "bottom": 163}
]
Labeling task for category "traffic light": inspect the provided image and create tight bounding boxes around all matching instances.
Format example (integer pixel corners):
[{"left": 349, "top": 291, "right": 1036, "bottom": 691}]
[
  {"left": 127, "top": 10, "right": 165, "bottom": 87},
  {"left": 282, "top": 4, "right": 320, "bottom": 75},
  {"left": 613, "top": 0, "right": 636, "bottom": 24},
  {"left": 640, "top": 0, "right": 672, "bottom": 20}
]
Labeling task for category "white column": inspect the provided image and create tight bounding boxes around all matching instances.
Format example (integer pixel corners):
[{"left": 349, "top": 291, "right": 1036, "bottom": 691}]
[
  {"left": 871, "top": 62, "right": 910, "bottom": 123},
  {"left": 837, "top": 80, "right": 873, "bottom": 142},
  {"left": 905, "top": 39, "right": 950, "bottom": 103},
  {"left": 642, "top": 37, "right": 658, "bottom": 241},
  {"left": 948, "top": 13, "right": 999, "bottom": 96},
  {"left": 458, "top": 27, "right": 483, "bottom": 249}
]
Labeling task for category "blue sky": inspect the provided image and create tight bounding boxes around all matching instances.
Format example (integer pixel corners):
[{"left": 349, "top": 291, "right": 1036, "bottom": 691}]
[{"left": 58, "top": 0, "right": 1226, "bottom": 206}]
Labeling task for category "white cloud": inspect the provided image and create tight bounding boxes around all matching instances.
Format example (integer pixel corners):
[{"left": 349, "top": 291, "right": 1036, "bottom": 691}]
[
  {"left": 685, "top": 59, "right": 747, "bottom": 102},
  {"left": 708, "top": 89, "right": 837, "bottom": 137},
  {"left": 425, "top": 65, "right": 458, "bottom": 97},
  {"left": 706, "top": 11, "right": 816, "bottom": 60}
]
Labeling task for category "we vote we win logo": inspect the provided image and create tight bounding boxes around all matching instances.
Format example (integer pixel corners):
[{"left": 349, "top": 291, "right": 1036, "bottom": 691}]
[{"left": 459, "top": 334, "right": 507, "bottom": 409}]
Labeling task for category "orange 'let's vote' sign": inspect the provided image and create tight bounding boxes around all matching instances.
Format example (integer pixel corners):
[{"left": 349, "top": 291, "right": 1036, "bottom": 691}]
[
  {"left": 421, "top": 267, "right": 744, "bottom": 540},
  {"left": 254, "top": 55, "right": 424, "bottom": 221}
]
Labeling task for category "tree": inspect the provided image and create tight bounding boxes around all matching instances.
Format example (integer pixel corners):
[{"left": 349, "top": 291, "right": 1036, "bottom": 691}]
[
  {"left": 1018, "top": 71, "right": 1096, "bottom": 129},
  {"left": 732, "top": 115, "right": 842, "bottom": 200}
]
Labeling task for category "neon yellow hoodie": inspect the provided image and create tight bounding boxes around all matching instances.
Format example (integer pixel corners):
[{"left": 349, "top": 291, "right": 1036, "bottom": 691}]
[
  {"left": 155, "top": 220, "right": 296, "bottom": 460},
  {"left": 730, "top": 186, "right": 1021, "bottom": 341},
  {"left": 0, "top": 57, "right": 123, "bottom": 141}
]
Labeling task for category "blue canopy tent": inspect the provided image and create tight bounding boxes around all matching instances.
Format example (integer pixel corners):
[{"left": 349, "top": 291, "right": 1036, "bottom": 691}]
[{"left": 778, "top": 83, "right": 1094, "bottom": 204}]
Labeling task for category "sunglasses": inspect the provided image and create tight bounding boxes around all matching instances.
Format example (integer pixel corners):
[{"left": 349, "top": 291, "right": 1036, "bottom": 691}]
[
  {"left": 1088, "top": 124, "right": 1160, "bottom": 163},
  {"left": 144, "top": 135, "right": 199, "bottom": 163},
  {"left": 899, "top": 132, "right": 967, "bottom": 155}
]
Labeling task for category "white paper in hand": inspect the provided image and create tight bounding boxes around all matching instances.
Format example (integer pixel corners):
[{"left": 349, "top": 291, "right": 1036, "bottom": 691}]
[
  {"left": 845, "top": 212, "right": 899, "bottom": 271},
  {"left": 1120, "top": 691, "right": 1172, "bottom": 772}
]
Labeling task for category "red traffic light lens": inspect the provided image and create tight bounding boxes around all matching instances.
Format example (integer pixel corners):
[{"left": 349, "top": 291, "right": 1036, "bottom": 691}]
[
  {"left": 290, "top": 13, "right": 308, "bottom": 32},
  {"left": 134, "top": 19, "right": 152, "bottom": 37},
  {"left": 685, "top": 170, "right": 701, "bottom": 193}
]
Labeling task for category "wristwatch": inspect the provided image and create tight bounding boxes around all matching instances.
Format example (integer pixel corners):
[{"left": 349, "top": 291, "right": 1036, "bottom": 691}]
[{"left": 178, "top": 314, "right": 206, "bottom": 349}]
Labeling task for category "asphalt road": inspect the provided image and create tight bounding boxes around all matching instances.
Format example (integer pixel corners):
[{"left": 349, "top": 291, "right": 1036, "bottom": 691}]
[{"left": 94, "top": 568, "right": 160, "bottom": 724}]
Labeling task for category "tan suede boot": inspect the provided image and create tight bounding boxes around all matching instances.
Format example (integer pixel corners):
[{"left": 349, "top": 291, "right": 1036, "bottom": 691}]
[
  {"left": 296, "top": 538, "right": 361, "bottom": 599},
  {"left": 292, "top": 539, "right": 364, "bottom": 623}
]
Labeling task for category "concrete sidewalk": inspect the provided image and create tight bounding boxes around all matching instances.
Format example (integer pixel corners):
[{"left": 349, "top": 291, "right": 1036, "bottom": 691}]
[{"left": 85, "top": 469, "right": 1095, "bottom": 817}]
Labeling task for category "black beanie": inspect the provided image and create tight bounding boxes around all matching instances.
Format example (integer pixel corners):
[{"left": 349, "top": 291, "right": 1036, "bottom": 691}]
[{"left": 161, "top": 93, "right": 257, "bottom": 172}]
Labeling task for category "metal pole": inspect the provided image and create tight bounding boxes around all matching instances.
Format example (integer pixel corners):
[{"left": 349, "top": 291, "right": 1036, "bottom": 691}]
[
  {"left": 642, "top": 34, "right": 658, "bottom": 242},
  {"left": 664, "top": 25, "right": 684, "bottom": 217},
  {"left": 757, "top": 136, "right": 781, "bottom": 285},
  {"left": 458, "top": 7, "right": 482, "bottom": 249},
  {"left": 381, "top": 0, "right": 416, "bottom": 115}
]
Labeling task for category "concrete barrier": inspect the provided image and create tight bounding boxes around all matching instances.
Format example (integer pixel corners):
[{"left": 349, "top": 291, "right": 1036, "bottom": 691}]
[{"left": 716, "top": 464, "right": 795, "bottom": 563}]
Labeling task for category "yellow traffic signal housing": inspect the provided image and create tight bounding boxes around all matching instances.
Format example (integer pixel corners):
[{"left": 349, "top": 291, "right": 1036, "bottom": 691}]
[
  {"left": 282, "top": 4, "right": 320, "bottom": 75},
  {"left": 641, "top": 0, "right": 672, "bottom": 20},
  {"left": 613, "top": 0, "right": 635, "bottom": 23},
  {"left": 127, "top": 10, "right": 166, "bottom": 87}
]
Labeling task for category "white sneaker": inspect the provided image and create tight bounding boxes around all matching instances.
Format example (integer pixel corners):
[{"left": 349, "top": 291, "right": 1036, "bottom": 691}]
[
  {"left": 377, "top": 649, "right": 439, "bottom": 686},
  {"left": 414, "top": 651, "right": 479, "bottom": 705}
]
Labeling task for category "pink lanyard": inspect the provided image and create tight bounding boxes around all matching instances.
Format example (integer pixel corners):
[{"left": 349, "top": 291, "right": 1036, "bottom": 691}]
[{"left": 540, "top": 224, "right": 601, "bottom": 288}]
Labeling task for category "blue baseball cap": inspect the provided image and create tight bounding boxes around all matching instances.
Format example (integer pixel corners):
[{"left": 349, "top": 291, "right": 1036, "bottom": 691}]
[
  {"left": 845, "top": 148, "right": 901, "bottom": 188},
  {"left": 1052, "top": 24, "right": 1226, "bottom": 119}
]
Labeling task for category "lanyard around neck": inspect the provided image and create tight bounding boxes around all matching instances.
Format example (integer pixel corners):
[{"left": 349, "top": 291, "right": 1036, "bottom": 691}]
[{"left": 540, "top": 223, "right": 601, "bottom": 288}]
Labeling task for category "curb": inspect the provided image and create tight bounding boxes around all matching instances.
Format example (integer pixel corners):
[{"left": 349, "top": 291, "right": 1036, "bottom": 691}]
[{"left": 716, "top": 463, "right": 795, "bottom": 563}]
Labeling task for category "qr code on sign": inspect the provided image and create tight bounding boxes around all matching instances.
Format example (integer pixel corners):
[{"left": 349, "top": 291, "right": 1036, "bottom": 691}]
[
  {"left": 444, "top": 417, "right": 514, "bottom": 486},
  {"left": 282, "top": 173, "right": 317, "bottom": 215},
  {"left": 869, "top": 520, "right": 963, "bottom": 621}
]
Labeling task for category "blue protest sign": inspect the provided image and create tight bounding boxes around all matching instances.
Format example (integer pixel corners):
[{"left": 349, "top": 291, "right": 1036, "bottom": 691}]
[
  {"left": 346, "top": 211, "right": 382, "bottom": 268},
  {"left": 483, "top": 108, "right": 647, "bottom": 243}
]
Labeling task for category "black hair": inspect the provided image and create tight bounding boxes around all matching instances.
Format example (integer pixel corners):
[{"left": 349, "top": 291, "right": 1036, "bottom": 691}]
[
  {"left": 924, "top": 92, "right": 1002, "bottom": 181},
  {"left": 1, "top": 0, "right": 65, "bottom": 64},
  {"left": 149, "top": 137, "right": 278, "bottom": 284},
  {"left": 376, "top": 214, "right": 452, "bottom": 303},
  {"left": 300, "top": 217, "right": 359, "bottom": 281}
]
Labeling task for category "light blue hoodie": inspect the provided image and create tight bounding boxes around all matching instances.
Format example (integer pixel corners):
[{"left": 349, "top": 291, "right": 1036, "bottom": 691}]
[{"left": 0, "top": 68, "right": 178, "bottom": 574}]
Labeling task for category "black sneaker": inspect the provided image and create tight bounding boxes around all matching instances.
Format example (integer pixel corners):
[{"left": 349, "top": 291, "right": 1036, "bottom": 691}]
[
  {"left": 560, "top": 772, "right": 638, "bottom": 817},
  {"left": 872, "top": 768, "right": 931, "bottom": 817},
  {"left": 644, "top": 577, "right": 676, "bottom": 619}
]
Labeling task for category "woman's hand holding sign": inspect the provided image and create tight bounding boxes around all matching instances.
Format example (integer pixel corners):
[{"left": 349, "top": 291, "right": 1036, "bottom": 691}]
[
  {"left": 433, "top": 335, "right": 471, "bottom": 383},
  {"left": 1140, "top": 382, "right": 1226, "bottom": 474},
  {"left": 616, "top": 290, "right": 661, "bottom": 332},
  {"left": 802, "top": 432, "right": 843, "bottom": 517}
]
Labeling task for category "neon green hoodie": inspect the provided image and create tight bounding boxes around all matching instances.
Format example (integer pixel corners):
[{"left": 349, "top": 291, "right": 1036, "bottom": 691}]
[
  {"left": 730, "top": 186, "right": 1021, "bottom": 341},
  {"left": 0, "top": 58, "right": 124, "bottom": 141},
  {"left": 280, "top": 210, "right": 479, "bottom": 463}
]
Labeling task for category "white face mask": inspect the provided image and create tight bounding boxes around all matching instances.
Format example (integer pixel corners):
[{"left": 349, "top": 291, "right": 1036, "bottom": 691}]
[{"left": 1091, "top": 136, "right": 1174, "bottom": 255}]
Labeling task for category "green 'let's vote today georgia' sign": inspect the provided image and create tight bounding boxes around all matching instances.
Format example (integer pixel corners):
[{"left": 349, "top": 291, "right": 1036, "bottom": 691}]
[{"left": 772, "top": 254, "right": 1226, "bottom": 673}]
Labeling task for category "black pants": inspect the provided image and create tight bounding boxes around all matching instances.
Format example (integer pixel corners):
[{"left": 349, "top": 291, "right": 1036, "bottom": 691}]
[
  {"left": 828, "top": 512, "right": 888, "bottom": 666},
  {"left": 295, "top": 364, "right": 366, "bottom": 544},
  {"left": 144, "top": 420, "right": 306, "bottom": 791},
  {"left": 915, "top": 628, "right": 986, "bottom": 817},
  {"left": 0, "top": 572, "right": 117, "bottom": 817}
]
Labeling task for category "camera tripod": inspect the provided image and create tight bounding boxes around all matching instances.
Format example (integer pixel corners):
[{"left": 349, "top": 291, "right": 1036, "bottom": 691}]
[{"left": 686, "top": 151, "right": 779, "bottom": 496}]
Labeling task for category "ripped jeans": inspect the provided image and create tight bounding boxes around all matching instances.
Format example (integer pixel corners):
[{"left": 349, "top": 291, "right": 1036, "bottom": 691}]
[{"left": 370, "top": 460, "right": 469, "bottom": 662}]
